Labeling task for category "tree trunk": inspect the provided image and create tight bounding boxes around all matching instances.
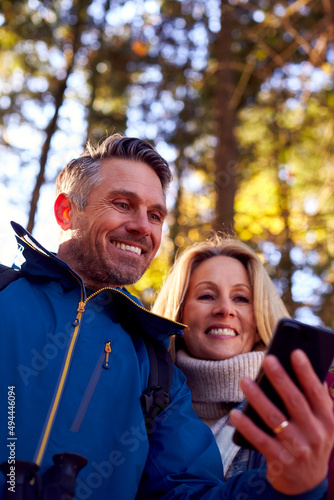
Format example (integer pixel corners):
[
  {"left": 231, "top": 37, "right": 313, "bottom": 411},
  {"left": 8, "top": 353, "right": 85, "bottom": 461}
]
[
  {"left": 214, "top": 2, "right": 238, "bottom": 234},
  {"left": 27, "top": 78, "right": 70, "bottom": 233},
  {"left": 26, "top": 1, "right": 86, "bottom": 233},
  {"left": 168, "top": 160, "right": 183, "bottom": 260},
  {"left": 323, "top": 0, "right": 334, "bottom": 42}
]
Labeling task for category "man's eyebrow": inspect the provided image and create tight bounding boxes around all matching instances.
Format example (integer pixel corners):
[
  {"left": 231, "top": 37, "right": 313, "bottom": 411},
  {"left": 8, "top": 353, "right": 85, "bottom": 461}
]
[{"left": 107, "top": 190, "right": 167, "bottom": 216}]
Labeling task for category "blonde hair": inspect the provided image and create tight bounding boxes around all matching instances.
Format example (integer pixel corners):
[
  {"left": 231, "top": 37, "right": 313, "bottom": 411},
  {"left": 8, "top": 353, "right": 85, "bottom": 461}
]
[{"left": 152, "top": 235, "right": 290, "bottom": 359}]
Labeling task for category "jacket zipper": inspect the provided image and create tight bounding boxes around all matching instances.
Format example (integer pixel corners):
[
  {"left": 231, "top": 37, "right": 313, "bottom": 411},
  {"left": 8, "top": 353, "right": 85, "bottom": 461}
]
[
  {"left": 21, "top": 233, "right": 88, "bottom": 466},
  {"left": 70, "top": 341, "right": 111, "bottom": 433},
  {"left": 34, "top": 299, "right": 86, "bottom": 466},
  {"left": 32, "top": 290, "right": 113, "bottom": 463}
]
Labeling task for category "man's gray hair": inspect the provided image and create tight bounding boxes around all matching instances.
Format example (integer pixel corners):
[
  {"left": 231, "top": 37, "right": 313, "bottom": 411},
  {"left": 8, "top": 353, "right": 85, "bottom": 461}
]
[{"left": 56, "top": 134, "right": 172, "bottom": 209}]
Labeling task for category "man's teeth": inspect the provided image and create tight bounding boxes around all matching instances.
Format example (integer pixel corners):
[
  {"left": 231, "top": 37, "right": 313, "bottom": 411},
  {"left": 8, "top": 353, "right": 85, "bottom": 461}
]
[
  {"left": 206, "top": 328, "right": 236, "bottom": 337},
  {"left": 112, "top": 241, "right": 141, "bottom": 255}
]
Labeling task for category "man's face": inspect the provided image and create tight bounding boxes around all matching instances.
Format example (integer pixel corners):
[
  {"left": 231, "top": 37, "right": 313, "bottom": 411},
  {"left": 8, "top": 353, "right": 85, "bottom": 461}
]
[{"left": 64, "top": 158, "right": 167, "bottom": 289}]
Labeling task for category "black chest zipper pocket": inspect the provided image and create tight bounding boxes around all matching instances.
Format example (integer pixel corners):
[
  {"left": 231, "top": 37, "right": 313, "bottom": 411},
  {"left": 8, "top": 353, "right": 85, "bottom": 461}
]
[{"left": 70, "top": 341, "right": 111, "bottom": 432}]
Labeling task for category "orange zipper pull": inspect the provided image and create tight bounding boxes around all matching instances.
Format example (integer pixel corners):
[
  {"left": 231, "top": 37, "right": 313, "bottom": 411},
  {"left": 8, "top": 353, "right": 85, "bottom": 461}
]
[
  {"left": 103, "top": 341, "right": 112, "bottom": 368},
  {"left": 73, "top": 301, "right": 86, "bottom": 326},
  {"left": 77, "top": 301, "right": 86, "bottom": 313}
]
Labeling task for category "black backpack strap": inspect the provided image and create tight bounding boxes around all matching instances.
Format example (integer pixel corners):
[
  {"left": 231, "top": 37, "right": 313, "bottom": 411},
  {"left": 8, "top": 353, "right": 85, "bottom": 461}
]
[
  {"left": 0, "top": 264, "right": 23, "bottom": 291},
  {"left": 140, "top": 337, "right": 173, "bottom": 429}
]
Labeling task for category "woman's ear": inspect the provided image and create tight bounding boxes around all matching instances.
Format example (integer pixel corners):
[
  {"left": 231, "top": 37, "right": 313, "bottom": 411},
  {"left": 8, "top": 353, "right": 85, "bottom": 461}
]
[{"left": 54, "top": 193, "right": 73, "bottom": 230}]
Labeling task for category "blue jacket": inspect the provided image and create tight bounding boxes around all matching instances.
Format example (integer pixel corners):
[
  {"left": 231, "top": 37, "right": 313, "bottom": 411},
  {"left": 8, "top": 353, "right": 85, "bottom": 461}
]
[{"left": 0, "top": 223, "right": 328, "bottom": 500}]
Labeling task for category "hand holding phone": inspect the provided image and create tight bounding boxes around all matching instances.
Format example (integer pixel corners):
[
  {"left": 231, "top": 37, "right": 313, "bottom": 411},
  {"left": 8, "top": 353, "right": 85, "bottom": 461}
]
[{"left": 233, "top": 318, "right": 334, "bottom": 449}]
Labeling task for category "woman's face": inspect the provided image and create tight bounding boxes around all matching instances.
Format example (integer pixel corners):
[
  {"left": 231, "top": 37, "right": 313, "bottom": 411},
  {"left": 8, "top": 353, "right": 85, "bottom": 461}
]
[{"left": 182, "top": 256, "right": 260, "bottom": 360}]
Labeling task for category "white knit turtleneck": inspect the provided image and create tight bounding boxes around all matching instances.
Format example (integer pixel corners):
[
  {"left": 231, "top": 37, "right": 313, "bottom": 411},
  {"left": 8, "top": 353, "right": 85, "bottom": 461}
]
[{"left": 176, "top": 349, "right": 264, "bottom": 478}]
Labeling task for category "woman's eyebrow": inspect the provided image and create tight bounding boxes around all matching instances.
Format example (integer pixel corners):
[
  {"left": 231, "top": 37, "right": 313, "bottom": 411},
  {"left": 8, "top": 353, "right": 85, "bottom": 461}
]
[
  {"left": 194, "top": 281, "right": 217, "bottom": 289},
  {"left": 194, "top": 281, "right": 252, "bottom": 291}
]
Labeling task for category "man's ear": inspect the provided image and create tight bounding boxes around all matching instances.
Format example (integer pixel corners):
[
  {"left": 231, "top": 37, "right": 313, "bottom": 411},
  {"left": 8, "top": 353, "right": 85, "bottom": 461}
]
[{"left": 54, "top": 193, "right": 73, "bottom": 230}]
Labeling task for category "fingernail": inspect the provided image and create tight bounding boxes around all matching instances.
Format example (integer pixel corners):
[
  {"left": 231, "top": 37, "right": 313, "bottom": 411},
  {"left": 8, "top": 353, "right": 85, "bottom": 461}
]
[
  {"left": 230, "top": 409, "right": 241, "bottom": 422},
  {"left": 240, "top": 377, "right": 252, "bottom": 388},
  {"left": 263, "top": 354, "right": 280, "bottom": 370},
  {"left": 265, "top": 354, "right": 279, "bottom": 363},
  {"left": 292, "top": 349, "right": 307, "bottom": 365}
]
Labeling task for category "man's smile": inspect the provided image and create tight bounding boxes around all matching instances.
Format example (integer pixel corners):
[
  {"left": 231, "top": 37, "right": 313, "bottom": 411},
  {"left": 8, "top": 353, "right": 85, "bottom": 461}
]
[{"left": 111, "top": 240, "right": 142, "bottom": 255}]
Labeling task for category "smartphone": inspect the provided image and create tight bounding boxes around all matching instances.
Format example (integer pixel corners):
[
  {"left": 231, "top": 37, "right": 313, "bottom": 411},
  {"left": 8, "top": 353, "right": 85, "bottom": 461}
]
[{"left": 233, "top": 318, "right": 334, "bottom": 449}]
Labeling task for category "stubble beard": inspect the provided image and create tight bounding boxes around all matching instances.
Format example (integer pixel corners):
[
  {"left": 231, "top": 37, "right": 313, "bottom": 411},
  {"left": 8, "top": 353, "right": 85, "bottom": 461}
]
[
  {"left": 95, "top": 251, "right": 149, "bottom": 288},
  {"left": 70, "top": 229, "right": 150, "bottom": 289}
]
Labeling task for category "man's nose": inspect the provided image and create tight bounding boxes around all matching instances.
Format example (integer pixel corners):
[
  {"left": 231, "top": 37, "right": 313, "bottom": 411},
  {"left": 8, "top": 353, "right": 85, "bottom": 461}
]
[{"left": 126, "top": 210, "right": 151, "bottom": 236}]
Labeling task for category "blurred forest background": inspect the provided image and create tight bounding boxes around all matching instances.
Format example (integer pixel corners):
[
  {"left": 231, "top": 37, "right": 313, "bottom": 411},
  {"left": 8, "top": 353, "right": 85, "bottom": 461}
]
[{"left": 1, "top": 0, "right": 334, "bottom": 327}]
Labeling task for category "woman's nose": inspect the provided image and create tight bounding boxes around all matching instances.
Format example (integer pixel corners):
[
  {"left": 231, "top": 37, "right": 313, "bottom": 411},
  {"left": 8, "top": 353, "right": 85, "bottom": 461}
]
[{"left": 212, "top": 297, "right": 236, "bottom": 317}]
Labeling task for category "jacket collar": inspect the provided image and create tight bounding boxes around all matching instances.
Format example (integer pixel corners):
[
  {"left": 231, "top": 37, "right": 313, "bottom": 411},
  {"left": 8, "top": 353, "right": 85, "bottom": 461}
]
[{"left": 11, "top": 221, "right": 83, "bottom": 290}]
